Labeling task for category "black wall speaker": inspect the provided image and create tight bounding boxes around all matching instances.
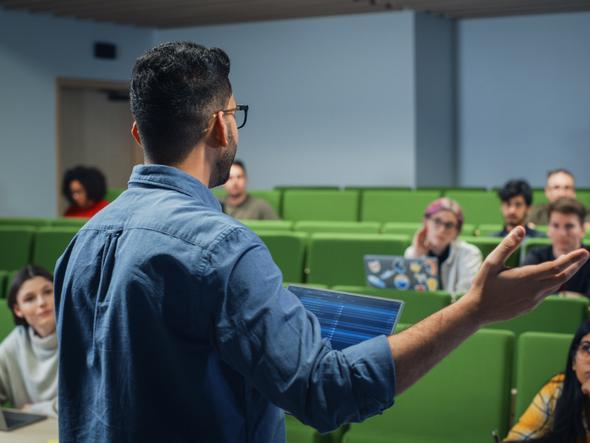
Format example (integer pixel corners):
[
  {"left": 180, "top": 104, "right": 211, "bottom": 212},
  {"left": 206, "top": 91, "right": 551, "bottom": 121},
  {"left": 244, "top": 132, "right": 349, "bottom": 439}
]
[{"left": 94, "top": 42, "right": 117, "bottom": 60}]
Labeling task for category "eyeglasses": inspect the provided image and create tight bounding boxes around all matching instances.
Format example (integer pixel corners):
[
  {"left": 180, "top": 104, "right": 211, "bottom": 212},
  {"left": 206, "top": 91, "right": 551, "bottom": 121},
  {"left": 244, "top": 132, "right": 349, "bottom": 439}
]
[
  {"left": 220, "top": 104, "right": 249, "bottom": 129},
  {"left": 577, "top": 343, "right": 590, "bottom": 360},
  {"left": 428, "top": 217, "right": 458, "bottom": 232}
]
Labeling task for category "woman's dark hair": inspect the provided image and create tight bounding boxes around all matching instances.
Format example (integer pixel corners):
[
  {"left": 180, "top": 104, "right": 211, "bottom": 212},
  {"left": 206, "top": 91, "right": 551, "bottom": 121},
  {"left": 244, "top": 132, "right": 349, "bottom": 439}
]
[
  {"left": 7, "top": 265, "right": 54, "bottom": 327},
  {"left": 130, "top": 41, "right": 232, "bottom": 165},
  {"left": 512, "top": 320, "right": 590, "bottom": 443},
  {"left": 62, "top": 165, "right": 107, "bottom": 205}
]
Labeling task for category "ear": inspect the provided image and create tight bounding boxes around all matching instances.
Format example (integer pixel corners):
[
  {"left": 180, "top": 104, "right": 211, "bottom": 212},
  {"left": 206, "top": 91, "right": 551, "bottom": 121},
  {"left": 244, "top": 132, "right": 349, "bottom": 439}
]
[
  {"left": 131, "top": 122, "right": 142, "bottom": 145},
  {"left": 211, "top": 112, "right": 229, "bottom": 148},
  {"left": 12, "top": 304, "right": 24, "bottom": 319}
]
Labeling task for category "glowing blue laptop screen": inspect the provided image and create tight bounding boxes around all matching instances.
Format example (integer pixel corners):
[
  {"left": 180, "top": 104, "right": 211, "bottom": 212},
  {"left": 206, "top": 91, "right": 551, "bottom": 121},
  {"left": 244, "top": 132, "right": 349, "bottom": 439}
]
[{"left": 288, "top": 286, "right": 404, "bottom": 351}]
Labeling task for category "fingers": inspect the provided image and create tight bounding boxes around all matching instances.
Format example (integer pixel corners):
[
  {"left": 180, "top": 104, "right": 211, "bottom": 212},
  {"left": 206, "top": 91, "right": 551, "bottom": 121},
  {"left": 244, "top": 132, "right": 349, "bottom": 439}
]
[
  {"left": 484, "top": 226, "right": 525, "bottom": 270},
  {"left": 536, "top": 248, "right": 590, "bottom": 280},
  {"left": 551, "top": 251, "right": 590, "bottom": 283}
]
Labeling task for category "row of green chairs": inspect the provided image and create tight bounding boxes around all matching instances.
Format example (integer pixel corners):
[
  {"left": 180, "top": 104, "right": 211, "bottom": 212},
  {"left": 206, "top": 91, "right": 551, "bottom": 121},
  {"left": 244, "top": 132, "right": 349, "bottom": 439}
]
[{"left": 287, "top": 330, "right": 574, "bottom": 443}]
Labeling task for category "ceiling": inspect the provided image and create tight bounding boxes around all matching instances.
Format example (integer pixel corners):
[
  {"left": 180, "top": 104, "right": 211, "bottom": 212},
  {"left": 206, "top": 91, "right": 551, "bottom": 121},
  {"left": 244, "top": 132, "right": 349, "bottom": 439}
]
[{"left": 1, "top": 0, "right": 589, "bottom": 28}]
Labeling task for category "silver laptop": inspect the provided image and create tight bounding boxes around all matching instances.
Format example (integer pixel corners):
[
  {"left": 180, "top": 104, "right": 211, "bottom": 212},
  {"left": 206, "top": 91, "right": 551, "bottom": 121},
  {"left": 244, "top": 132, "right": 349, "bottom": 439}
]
[
  {"left": 364, "top": 255, "right": 439, "bottom": 291},
  {"left": 0, "top": 408, "right": 46, "bottom": 432}
]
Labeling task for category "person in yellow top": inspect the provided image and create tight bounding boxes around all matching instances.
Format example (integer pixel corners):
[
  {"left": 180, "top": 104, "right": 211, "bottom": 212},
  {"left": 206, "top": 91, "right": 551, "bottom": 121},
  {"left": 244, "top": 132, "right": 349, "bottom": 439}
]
[{"left": 505, "top": 320, "right": 590, "bottom": 442}]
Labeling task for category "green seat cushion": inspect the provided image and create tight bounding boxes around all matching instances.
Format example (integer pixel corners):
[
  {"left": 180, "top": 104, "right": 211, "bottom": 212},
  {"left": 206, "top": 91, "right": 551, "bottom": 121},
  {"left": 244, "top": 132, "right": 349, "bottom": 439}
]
[
  {"left": 361, "top": 190, "right": 440, "bottom": 223},
  {"left": 32, "top": 227, "right": 79, "bottom": 272},
  {"left": 256, "top": 231, "right": 307, "bottom": 283},
  {"left": 0, "top": 226, "right": 36, "bottom": 271},
  {"left": 283, "top": 190, "right": 360, "bottom": 222}
]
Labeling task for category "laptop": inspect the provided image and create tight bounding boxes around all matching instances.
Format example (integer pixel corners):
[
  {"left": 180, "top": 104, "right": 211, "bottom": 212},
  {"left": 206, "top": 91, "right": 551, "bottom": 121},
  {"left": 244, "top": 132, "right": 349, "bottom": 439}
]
[
  {"left": 364, "top": 255, "right": 439, "bottom": 292},
  {"left": 0, "top": 408, "right": 46, "bottom": 432},
  {"left": 287, "top": 285, "right": 404, "bottom": 351}
]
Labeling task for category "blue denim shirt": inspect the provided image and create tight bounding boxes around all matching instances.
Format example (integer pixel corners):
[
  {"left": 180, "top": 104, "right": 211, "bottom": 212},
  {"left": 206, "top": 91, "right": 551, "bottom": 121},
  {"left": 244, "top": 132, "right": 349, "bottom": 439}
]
[{"left": 54, "top": 165, "right": 396, "bottom": 443}]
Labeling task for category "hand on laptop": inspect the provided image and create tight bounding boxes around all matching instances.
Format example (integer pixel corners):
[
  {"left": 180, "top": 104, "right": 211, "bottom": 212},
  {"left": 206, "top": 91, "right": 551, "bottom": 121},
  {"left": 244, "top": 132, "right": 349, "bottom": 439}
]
[{"left": 461, "top": 226, "right": 589, "bottom": 326}]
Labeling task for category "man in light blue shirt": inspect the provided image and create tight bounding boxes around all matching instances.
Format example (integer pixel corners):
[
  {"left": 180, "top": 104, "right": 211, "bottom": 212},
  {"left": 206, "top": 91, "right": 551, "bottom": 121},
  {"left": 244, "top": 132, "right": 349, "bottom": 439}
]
[{"left": 54, "top": 42, "right": 589, "bottom": 443}]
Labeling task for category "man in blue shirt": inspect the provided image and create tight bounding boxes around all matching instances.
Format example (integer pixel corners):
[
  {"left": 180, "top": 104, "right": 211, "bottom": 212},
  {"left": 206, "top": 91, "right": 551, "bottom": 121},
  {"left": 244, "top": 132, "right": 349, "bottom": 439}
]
[{"left": 54, "top": 42, "right": 589, "bottom": 443}]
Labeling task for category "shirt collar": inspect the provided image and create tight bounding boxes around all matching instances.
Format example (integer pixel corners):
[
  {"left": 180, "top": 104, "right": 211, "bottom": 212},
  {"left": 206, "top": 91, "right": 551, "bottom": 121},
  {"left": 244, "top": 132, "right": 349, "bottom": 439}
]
[{"left": 128, "top": 164, "right": 222, "bottom": 211}]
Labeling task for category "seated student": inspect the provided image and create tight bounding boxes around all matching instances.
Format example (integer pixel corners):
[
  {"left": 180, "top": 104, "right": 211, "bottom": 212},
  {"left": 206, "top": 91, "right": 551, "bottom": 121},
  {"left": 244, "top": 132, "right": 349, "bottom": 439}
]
[
  {"left": 405, "top": 198, "right": 482, "bottom": 294},
  {"left": 222, "top": 160, "right": 279, "bottom": 220},
  {"left": 527, "top": 168, "right": 584, "bottom": 227},
  {"left": 494, "top": 179, "right": 544, "bottom": 238},
  {"left": 505, "top": 320, "right": 590, "bottom": 442},
  {"left": 0, "top": 265, "right": 58, "bottom": 417},
  {"left": 62, "top": 165, "right": 109, "bottom": 218},
  {"left": 523, "top": 198, "right": 590, "bottom": 298}
]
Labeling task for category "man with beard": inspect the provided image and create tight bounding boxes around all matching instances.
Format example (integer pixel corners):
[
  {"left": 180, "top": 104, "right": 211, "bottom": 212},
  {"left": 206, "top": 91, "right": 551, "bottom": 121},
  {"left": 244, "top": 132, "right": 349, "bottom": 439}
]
[
  {"left": 53, "top": 42, "right": 589, "bottom": 443},
  {"left": 493, "top": 179, "right": 545, "bottom": 238}
]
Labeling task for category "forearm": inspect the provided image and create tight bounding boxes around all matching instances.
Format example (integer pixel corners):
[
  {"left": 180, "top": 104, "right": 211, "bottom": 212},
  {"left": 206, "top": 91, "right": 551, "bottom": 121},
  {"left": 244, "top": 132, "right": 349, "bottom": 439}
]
[{"left": 388, "top": 295, "right": 481, "bottom": 394}]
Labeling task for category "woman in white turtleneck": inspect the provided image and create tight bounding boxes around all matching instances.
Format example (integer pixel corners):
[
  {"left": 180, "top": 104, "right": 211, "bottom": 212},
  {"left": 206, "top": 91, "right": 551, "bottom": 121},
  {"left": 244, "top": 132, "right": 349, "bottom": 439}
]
[{"left": 0, "top": 265, "right": 58, "bottom": 417}]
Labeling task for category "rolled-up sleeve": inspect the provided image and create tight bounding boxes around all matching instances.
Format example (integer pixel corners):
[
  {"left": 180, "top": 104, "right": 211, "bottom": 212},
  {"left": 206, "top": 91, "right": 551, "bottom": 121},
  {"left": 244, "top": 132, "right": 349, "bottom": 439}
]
[{"left": 204, "top": 227, "right": 396, "bottom": 433}]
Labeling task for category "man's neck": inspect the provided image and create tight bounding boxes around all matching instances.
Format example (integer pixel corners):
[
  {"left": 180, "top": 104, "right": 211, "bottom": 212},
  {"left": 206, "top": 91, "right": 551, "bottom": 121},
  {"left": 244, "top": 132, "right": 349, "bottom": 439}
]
[{"left": 225, "top": 193, "right": 248, "bottom": 206}]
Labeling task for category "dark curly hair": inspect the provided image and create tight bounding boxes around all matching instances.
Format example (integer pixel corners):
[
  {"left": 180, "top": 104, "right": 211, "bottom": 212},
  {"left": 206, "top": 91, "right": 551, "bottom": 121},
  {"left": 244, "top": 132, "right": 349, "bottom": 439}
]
[
  {"left": 498, "top": 179, "right": 533, "bottom": 206},
  {"left": 7, "top": 265, "right": 54, "bottom": 327},
  {"left": 130, "top": 41, "right": 232, "bottom": 165},
  {"left": 62, "top": 165, "right": 107, "bottom": 206}
]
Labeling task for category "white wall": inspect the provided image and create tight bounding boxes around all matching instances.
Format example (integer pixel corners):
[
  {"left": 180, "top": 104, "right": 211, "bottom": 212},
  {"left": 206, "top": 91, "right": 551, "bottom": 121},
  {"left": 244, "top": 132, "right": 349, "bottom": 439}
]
[
  {"left": 458, "top": 12, "right": 590, "bottom": 188},
  {"left": 0, "top": 7, "right": 153, "bottom": 217},
  {"left": 156, "top": 12, "right": 417, "bottom": 189}
]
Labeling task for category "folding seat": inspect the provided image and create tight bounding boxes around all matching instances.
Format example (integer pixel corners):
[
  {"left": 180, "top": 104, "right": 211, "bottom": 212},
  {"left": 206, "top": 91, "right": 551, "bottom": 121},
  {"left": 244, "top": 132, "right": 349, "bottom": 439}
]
[
  {"left": 342, "top": 329, "right": 515, "bottom": 443},
  {"left": 576, "top": 189, "right": 590, "bottom": 209},
  {"left": 0, "top": 226, "right": 36, "bottom": 271},
  {"left": 306, "top": 234, "right": 411, "bottom": 286},
  {"left": 256, "top": 231, "right": 307, "bottom": 283},
  {"left": 513, "top": 332, "right": 572, "bottom": 419},
  {"left": 242, "top": 220, "right": 294, "bottom": 232},
  {"left": 294, "top": 221, "right": 380, "bottom": 235},
  {"left": 521, "top": 237, "right": 552, "bottom": 259},
  {"left": 486, "top": 295, "right": 587, "bottom": 337},
  {"left": 361, "top": 190, "right": 440, "bottom": 224},
  {"left": 444, "top": 190, "right": 502, "bottom": 225},
  {"left": 331, "top": 286, "right": 451, "bottom": 325},
  {"left": 532, "top": 189, "right": 548, "bottom": 207},
  {"left": 32, "top": 227, "right": 79, "bottom": 272},
  {"left": 282, "top": 190, "right": 360, "bottom": 222}
]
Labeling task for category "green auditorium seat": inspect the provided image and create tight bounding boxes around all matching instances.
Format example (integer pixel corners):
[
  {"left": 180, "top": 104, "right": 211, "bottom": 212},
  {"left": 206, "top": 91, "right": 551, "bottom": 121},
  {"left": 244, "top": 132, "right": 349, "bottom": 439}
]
[
  {"left": 361, "top": 190, "right": 440, "bottom": 224},
  {"left": 282, "top": 190, "right": 360, "bottom": 222},
  {"left": 32, "top": 227, "right": 79, "bottom": 272},
  {"left": 476, "top": 224, "right": 503, "bottom": 237},
  {"left": 256, "top": 231, "right": 307, "bottom": 283},
  {"left": 306, "top": 234, "right": 411, "bottom": 287},
  {"left": 0, "top": 226, "right": 36, "bottom": 271},
  {"left": 210, "top": 187, "right": 226, "bottom": 200},
  {"left": 444, "top": 190, "right": 502, "bottom": 225},
  {"left": 242, "top": 220, "right": 294, "bottom": 232},
  {"left": 332, "top": 286, "right": 451, "bottom": 325},
  {"left": 105, "top": 188, "right": 125, "bottom": 202},
  {"left": 0, "top": 272, "right": 6, "bottom": 299},
  {"left": 461, "top": 236, "right": 520, "bottom": 268},
  {"left": 249, "top": 190, "right": 282, "bottom": 215},
  {"left": 576, "top": 189, "right": 590, "bottom": 209},
  {"left": 50, "top": 218, "right": 88, "bottom": 228},
  {"left": 513, "top": 332, "right": 572, "bottom": 419},
  {"left": 294, "top": 221, "right": 380, "bottom": 235},
  {"left": 342, "top": 329, "right": 515, "bottom": 443},
  {"left": 380, "top": 222, "right": 422, "bottom": 236},
  {"left": 0, "top": 301, "right": 14, "bottom": 341},
  {"left": 0, "top": 218, "right": 50, "bottom": 228},
  {"left": 486, "top": 295, "right": 587, "bottom": 337},
  {"left": 532, "top": 189, "right": 548, "bottom": 207},
  {"left": 522, "top": 237, "right": 552, "bottom": 259}
]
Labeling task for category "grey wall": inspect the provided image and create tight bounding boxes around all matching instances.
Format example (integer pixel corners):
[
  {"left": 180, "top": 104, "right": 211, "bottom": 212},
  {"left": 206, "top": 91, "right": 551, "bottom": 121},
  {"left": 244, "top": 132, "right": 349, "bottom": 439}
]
[
  {"left": 414, "top": 12, "right": 456, "bottom": 187},
  {"left": 458, "top": 12, "right": 590, "bottom": 188},
  {"left": 0, "top": 8, "right": 153, "bottom": 217},
  {"left": 156, "top": 12, "right": 417, "bottom": 189}
]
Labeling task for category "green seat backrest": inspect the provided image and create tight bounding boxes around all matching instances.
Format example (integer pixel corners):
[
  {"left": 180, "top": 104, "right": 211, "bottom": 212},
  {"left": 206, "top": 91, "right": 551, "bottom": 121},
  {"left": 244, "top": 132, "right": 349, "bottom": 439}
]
[
  {"left": 445, "top": 191, "right": 502, "bottom": 225},
  {"left": 105, "top": 188, "right": 125, "bottom": 202},
  {"left": 210, "top": 187, "right": 226, "bottom": 200},
  {"left": 476, "top": 224, "right": 503, "bottom": 237},
  {"left": 532, "top": 189, "right": 548, "bottom": 206},
  {"left": 522, "top": 238, "right": 553, "bottom": 259},
  {"left": 576, "top": 190, "right": 590, "bottom": 209},
  {"left": 306, "top": 234, "right": 411, "bottom": 286},
  {"left": 249, "top": 190, "right": 282, "bottom": 216},
  {"left": 282, "top": 190, "right": 360, "bottom": 222},
  {"left": 361, "top": 190, "right": 440, "bottom": 223},
  {"left": 461, "top": 236, "right": 520, "bottom": 268},
  {"left": 0, "top": 218, "right": 50, "bottom": 228},
  {"left": 514, "top": 332, "right": 572, "bottom": 418},
  {"left": 256, "top": 231, "right": 307, "bottom": 283},
  {"left": 294, "top": 221, "right": 380, "bottom": 235},
  {"left": 0, "top": 302, "right": 14, "bottom": 342},
  {"left": 487, "top": 295, "right": 587, "bottom": 337},
  {"left": 32, "top": 227, "right": 79, "bottom": 272},
  {"left": 343, "top": 329, "right": 515, "bottom": 443},
  {"left": 0, "top": 271, "right": 6, "bottom": 299},
  {"left": 380, "top": 222, "right": 422, "bottom": 236},
  {"left": 242, "top": 220, "right": 294, "bottom": 233},
  {"left": 0, "top": 226, "right": 36, "bottom": 271},
  {"left": 332, "top": 285, "right": 451, "bottom": 325},
  {"left": 50, "top": 218, "right": 88, "bottom": 228}
]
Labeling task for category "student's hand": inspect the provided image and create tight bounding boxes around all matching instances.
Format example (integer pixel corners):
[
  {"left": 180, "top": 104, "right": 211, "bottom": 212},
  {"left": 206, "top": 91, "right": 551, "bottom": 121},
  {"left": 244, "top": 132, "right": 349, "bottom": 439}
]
[
  {"left": 461, "top": 226, "right": 589, "bottom": 326},
  {"left": 412, "top": 225, "right": 430, "bottom": 257}
]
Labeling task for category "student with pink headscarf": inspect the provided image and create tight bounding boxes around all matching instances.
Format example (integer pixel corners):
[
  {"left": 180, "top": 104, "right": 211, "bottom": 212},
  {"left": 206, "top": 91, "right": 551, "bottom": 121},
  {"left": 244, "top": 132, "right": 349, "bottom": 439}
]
[{"left": 405, "top": 198, "right": 482, "bottom": 295}]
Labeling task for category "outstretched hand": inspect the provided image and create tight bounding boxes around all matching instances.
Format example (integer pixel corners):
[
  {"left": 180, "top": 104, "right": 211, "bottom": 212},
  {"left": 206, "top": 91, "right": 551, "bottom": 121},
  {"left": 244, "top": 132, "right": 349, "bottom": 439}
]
[{"left": 462, "top": 226, "right": 589, "bottom": 326}]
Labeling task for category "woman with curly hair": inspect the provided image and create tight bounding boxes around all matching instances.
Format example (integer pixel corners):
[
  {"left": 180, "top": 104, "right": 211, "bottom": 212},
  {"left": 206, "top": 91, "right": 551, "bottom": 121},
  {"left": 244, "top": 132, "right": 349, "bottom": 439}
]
[{"left": 62, "top": 165, "right": 109, "bottom": 218}]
